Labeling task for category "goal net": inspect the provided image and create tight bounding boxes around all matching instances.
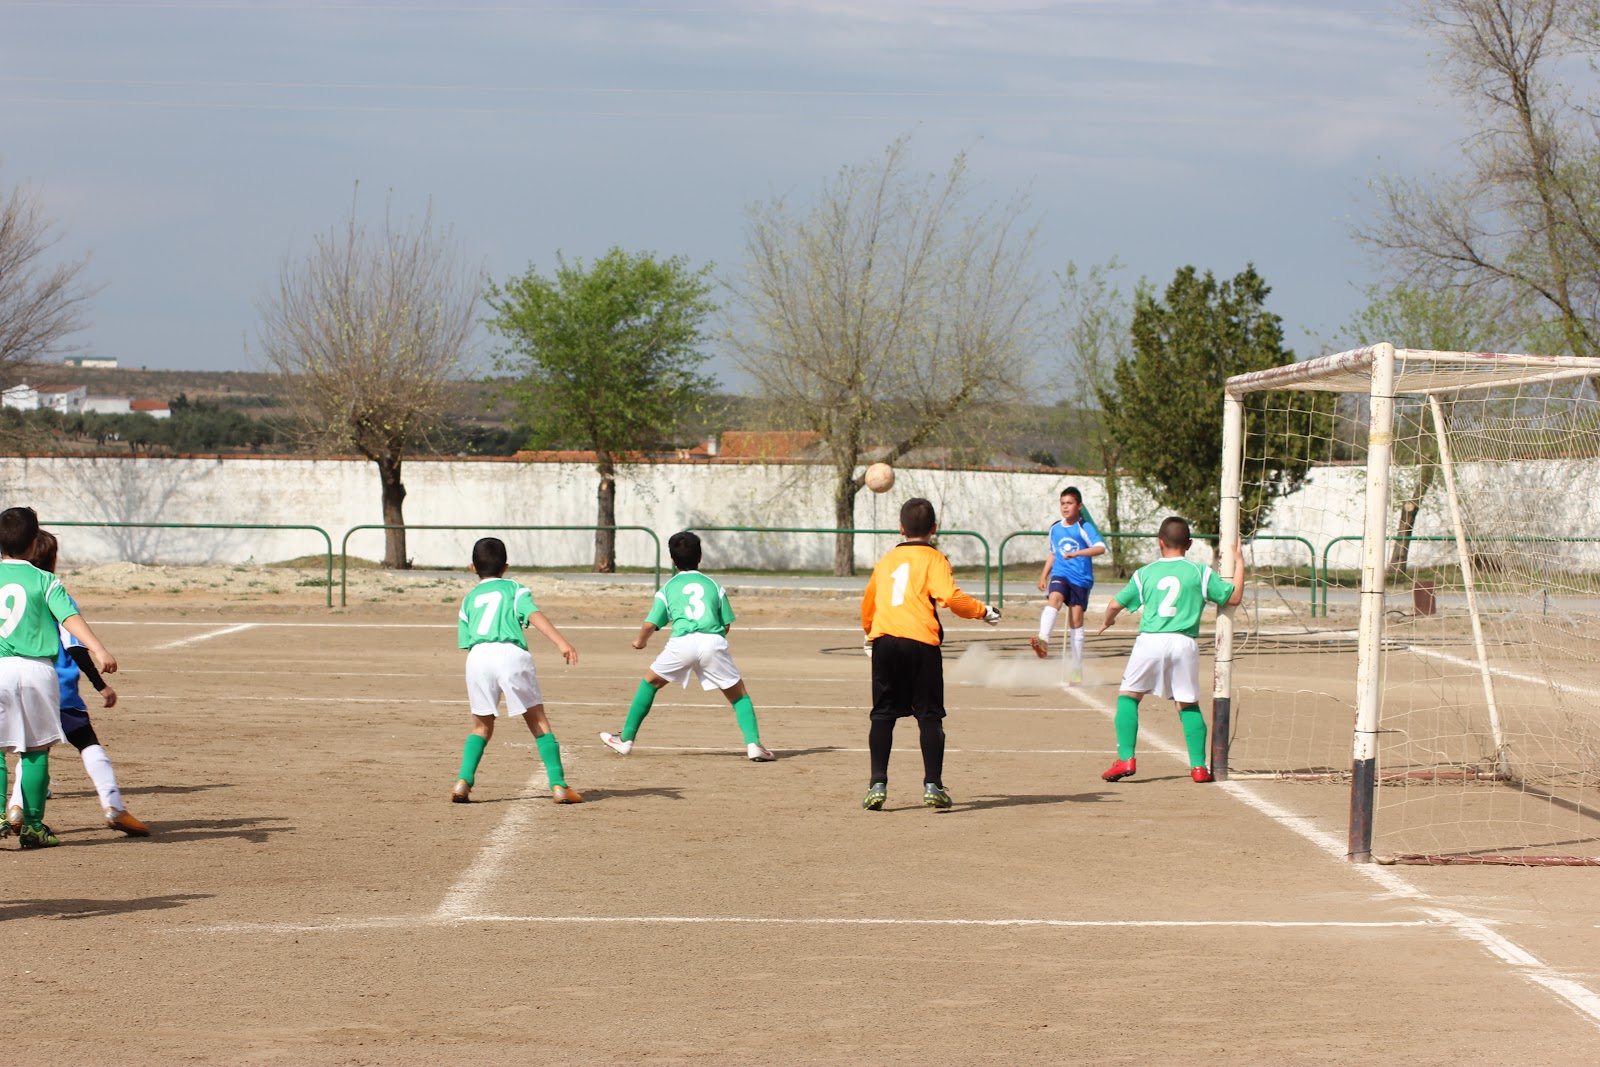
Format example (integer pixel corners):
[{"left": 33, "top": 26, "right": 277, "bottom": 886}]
[{"left": 1217, "top": 343, "right": 1600, "bottom": 864}]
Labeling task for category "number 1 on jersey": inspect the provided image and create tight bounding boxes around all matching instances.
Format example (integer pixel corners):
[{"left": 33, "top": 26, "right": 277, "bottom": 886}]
[{"left": 889, "top": 562, "right": 910, "bottom": 606}]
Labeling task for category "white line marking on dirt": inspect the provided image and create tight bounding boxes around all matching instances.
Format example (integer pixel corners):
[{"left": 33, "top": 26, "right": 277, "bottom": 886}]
[
  {"left": 126, "top": 695, "right": 1085, "bottom": 715},
  {"left": 152, "top": 623, "right": 257, "bottom": 650},
  {"left": 433, "top": 768, "right": 554, "bottom": 921},
  {"left": 1063, "top": 686, "right": 1600, "bottom": 1029},
  {"left": 187, "top": 915, "right": 1444, "bottom": 935},
  {"left": 1405, "top": 646, "right": 1600, "bottom": 699}
]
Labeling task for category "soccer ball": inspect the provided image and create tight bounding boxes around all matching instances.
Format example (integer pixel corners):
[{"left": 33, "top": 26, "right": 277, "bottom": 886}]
[{"left": 864, "top": 462, "right": 895, "bottom": 493}]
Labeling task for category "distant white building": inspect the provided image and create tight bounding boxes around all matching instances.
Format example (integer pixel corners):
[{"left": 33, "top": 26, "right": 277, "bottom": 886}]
[
  {"left": 37, "top": 384, "right": 87, "bottom": 413},
  {"left": 1, "top": 384, "right": 38, "bottom": 411},
  {"left": 82, "top": 396, "right": 133, "bottom": 415},
  {"left": 62, "top": 356, "right": 118, "bottom": 369},
  {"left": 131, "top": 399, "right": 171, "bottom": 420}
]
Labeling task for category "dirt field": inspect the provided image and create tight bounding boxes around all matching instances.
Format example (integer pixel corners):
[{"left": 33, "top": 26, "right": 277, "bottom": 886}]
[{"left": 7, "top": 569, "right": 1600, "bottom": 1065}]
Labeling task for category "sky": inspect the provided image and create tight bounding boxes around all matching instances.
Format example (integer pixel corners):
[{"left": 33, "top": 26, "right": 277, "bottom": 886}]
[{"left": 1, "top": 0, "right": 1471, "bottom": 395}]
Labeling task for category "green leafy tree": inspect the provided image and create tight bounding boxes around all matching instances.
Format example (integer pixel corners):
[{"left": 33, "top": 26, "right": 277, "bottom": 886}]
[
  {"left": 1103, "top": 265, "right": 1328, "bottom": 539},
  {"left": 486, "top": 248, "right": 717, "bottom": 572}
]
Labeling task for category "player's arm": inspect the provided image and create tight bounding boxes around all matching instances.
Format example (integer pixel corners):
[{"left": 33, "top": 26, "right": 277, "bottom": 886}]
[
  {"left": 1037, "top": 556, "right": 1051, "bottom": 591},
  {"left": 528, "top": 611, "right": 578, "bottom": 665},
  {"left": 1096, "top": 601, "right": 1125, "bottom": 636},
  {"left": 1076, "top": 520, "right": 1107, "bottom": 559},
  {"left": 1225, "top": 542, "right": 1245, "bottom": 606},
  {"left": 1097, "top": 581, "right": 1140, "bottom": 636},
  {"left": 632, "top": 621, "right": 658, "bottom": 650},
  {"left": 860, "top": 570, "right": 878, "bottom": 633},
  {"left": 61, "top": 614, "right": 116, "bottom": 674},
  {"left": 929, "top": 557, "right": 992, "bottom": 622}
]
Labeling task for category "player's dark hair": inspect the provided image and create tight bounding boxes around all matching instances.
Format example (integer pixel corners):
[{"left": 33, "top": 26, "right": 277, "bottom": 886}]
[
  {"left": 1158, "top": 516, "right": 1192, "bottom": 551},
  {"left": 0, "top": 506, "right": 39, "bottom": 558},
  {"left": 27, "top": 530, "right": 58, "bottom": 573},
  {"left": 900, "top": 497, "right": 937, "bottom": 539},
  {"left": 668, "top": 531, "right": 702, "bottom": 572},
  {"left": 471, "top": 537, "right": 508, "bottom": 577},
  {"left": 1060, "top": 486, "right": 1082, "bottom": 504}
]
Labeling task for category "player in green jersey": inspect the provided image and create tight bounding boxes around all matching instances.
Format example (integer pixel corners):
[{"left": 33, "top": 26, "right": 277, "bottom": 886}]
[
  {"left": 1095, "top": 517, "right": 1243, "bottom": 784},
  {"left": 600, "top": 531, "right": 775, "bottom": 761},
  {"left": 0, "top": 507, "right": 120, "bottom": 848},
  {"left": 452, "top": 537, "right": 582, "bottom": 804}
]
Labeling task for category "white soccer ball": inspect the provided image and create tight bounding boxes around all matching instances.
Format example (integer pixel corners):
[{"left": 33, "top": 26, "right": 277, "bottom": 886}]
[{"left": 864, "top": 462, "right": 895, "bottom": 493}]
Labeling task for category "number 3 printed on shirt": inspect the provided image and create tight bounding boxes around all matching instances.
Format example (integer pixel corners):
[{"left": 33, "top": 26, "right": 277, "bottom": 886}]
[{"left": 683, "top": 583, "right": 707, "bottom": 620}]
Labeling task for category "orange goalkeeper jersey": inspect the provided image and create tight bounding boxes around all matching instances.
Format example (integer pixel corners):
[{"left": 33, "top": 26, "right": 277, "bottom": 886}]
[{"left": 861, "top": 541, "right": 985, "bottom": 646}]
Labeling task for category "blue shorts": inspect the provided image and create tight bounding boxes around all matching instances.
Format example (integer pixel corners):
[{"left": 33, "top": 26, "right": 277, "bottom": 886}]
[
  {"left": 60, "top": 704, "right": 92, "bottom": 736},
  {"left": 1047, "top": 577, "right": 1091, "bottom": 610}
]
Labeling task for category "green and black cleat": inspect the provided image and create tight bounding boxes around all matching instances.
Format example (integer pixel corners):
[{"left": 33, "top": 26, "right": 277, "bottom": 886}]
[
  {"left": 922, "top": 783, "right": 952, "bottom": 810},
  {"left": 862, "top": 782, "right": 887, "bottom": 811},
  {"left": 18, "top": 823, "right": 61, "bottom": 849}
]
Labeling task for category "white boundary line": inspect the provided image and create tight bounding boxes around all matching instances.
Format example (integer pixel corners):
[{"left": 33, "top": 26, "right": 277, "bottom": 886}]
[
  {"left": 1062, "top": 685, "right": 1600, "bottom": 1029},
  {"left": 1404, "top": 645, "right": 1600, "bottom": 699},
  {"left": 434, "top": 765, "right": 551, "bottom": 920},
  {"left": 152, "top": 623, "right": 257, "bottom": 650}
]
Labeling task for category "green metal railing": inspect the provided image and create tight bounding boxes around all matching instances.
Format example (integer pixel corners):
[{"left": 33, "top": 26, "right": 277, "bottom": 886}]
[
  {"left": 688, "top": 526, "right": 993, "bottom": 602},
  {"left": 338, "top": 524, "right": 662, "bottom": 607},
  {"left": 1319, "top": 534, "right": 1600, "bottom": 616},
  {"left": 997, "top": 529, "right": 1317, "bottom": 614},
  {"left": 45, "top": 521, "right": 336, "bottom": 608}
]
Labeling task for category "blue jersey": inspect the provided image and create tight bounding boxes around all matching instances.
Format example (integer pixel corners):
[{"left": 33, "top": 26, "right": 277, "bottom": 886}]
[
  {"left": 56, "top": 593, "right": 87, "bottom": 713},
  {"left": 1047, "top": 519, "right": 1104, "bottom": 587}
]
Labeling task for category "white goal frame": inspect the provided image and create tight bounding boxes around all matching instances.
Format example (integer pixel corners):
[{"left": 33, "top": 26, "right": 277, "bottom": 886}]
[{"left": 1216, "top": 342, "right": 1600, "bottom": 863}]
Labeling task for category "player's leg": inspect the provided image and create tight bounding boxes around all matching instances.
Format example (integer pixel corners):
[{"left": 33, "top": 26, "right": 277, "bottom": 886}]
[
  {"left": 603, "top": 671, "right": 667, "bottom": 755},
  {"left": 701, "top": 637, "right": 772, "bottom": 761},
  {"left": 1032, "top": 586, "right": 1066, "bottom": 658},
  {"left": 18, "top": 745, "right": 55, "bottom": 846},
  {"left": 66, "top": 719, "right": 149, "bottom": 836},
  {"left": 520, "top": 704, "right": 581, "bottom": 803},
  {"left": 1169, "top": 635, "right": 1212, "bottom": 782},
  {"left": 864, "top": 637, "right": 912, "bottom": 809},
  {"left": 1065, "top": 587, "right": 1090, "bottom": 683},
  {"left": 454, "top": 714, "right": 495, "bottom": 802},
  {"left": 13, "top": 665, "right": 65, "bottom": 846},
  {"left": 909, "top": 640, "right": 951, "bottom": 808},
  {"left": 718, "top": 679, "right": 774, "bottom": 761}
]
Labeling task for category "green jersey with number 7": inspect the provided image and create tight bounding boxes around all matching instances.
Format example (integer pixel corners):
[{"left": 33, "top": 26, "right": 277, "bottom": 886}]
[{"left": 1112, "top": 557, "right": 1234, "bottom": 638}]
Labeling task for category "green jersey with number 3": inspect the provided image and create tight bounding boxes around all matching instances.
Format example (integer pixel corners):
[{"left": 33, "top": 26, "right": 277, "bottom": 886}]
[
  {"left": 458, "top": 577, "right": 538, "bottom": 650},
  {"left": 1113, "top": 557, "right": 1233, "bottom": 638},
  {"left": 0, "top": 559, "right": 79, "bottom": 659},
  {"left": 647, "top": 571, "right": 734, "bottom": 636}
]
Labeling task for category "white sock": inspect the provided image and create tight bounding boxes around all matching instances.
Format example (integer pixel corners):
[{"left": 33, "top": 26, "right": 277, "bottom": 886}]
[
  {"left": 80, "top": 745, "right": 124, "bottom": 812},
  {"left": 1038, "top": 605, "right": 1059, "bottom": 641},
  {"left": 1070, "top": 627, "right": 1085, "bottom": 665}
]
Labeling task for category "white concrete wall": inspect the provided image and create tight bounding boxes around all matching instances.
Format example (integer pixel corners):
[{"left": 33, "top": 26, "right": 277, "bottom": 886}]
[{"left": 0, "top": 453, "right": 1592, "bottom": 574}]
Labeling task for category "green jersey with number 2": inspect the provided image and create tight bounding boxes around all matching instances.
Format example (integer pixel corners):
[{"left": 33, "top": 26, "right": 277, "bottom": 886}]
[
  {"left": 647, "top": 571, "right": 734, "bottom": 637},
  {"left": 458, "top": 577, "right": 538, "bottom": 650},
  {"left": 0, "top": 559, "right": 79, "bottom": 659},
  {"left": 1113, "top": 557, "right": 1234, "bottom": 638}
]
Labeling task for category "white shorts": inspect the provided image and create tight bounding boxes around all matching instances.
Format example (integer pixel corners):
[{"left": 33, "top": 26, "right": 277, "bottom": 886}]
[
  {"left": 465, "top": 642, "right": 544, "bottom": 717},
  {"left": 1119, "top": 632, "right": 1202, "bottom": 704},
  {"left": 0, "top": 656, "right": 68, "bottom": 753},
  {"left": 650, "top": 632, "right": 742, "bottom": 692}
]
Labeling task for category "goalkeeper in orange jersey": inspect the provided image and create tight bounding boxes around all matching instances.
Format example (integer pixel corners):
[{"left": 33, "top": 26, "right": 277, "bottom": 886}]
[{"left": 860, "top": 497, "right": 1001, "bottom": 811}]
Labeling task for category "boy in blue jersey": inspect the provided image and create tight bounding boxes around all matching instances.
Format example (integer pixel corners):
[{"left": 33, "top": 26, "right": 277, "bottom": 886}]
[
  {"left": 1032, "top": 486, "right": 1105, "bottom": 682},
  {"left": 3, "top": 531, "right": 148, "bottom": 837},
  {"left": 0, "top": 507, "right": 120, "bottom": 848},
  {"left": 452, "top": 537, "right": 582, "bottom": 804},
  {"left": 1096, "top": 517, "right": 1243, "bottom": 784},
  {"left": 600, "top": 531, "right": 775, "bottom": 762}
]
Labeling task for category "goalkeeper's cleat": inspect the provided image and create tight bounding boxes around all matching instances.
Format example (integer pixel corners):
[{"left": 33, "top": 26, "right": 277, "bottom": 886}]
[
  {"left": 105, "top": 807, "right": 151, "bottom": 836},
  {"left": 862, "top": 782, "right": 887, "bottom": 811},
  {"left": 747, "top": 743, "right": 776, "bottom": 762},
  {"left": 923, "top": 783, "right": 952, "bottom": 809},
  {"left": 1191, "top": 766, "right": 1215, "bottom": 783},
  {"left": 599, "top": 731, "right": 633, "bottom": 756},
  {"left": 1029, "top": 636, "right": 1049, "bottom": 659},
  {"left": 18, "top": 823, "right": 61, "bottom": 849},
  {"left": 1101, "top": 757, "right": 1137, "bottom": 782},
  {"left": 551, "top": 785, "right": 584, "bottom": 804},
  {"left": 450, "top": 779, "right": 472, "bottom": 804}
]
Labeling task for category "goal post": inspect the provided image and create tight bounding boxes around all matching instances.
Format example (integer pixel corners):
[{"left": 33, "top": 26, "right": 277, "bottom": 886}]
[{"left": 1218, "top": 343, "right": 1600, "bottom": 864}]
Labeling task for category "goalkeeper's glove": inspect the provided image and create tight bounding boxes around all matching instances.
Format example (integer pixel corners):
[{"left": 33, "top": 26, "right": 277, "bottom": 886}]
[
  {"left": 863, "top": 636, "right": 873, "bottom": 659},
  {"left": 981, "top": 604, "right": 1001, "bottom": 626}
]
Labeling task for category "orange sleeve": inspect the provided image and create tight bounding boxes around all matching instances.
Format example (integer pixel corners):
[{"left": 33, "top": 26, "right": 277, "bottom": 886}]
[
  {"left": 860, "top": 566, "right": 878, "bottom": 632},
  {"left": 926, "top": 553, "right": 985, "bottom": 620}
]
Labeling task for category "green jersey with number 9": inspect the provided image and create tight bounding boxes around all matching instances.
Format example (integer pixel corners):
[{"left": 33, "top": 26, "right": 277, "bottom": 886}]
[
  {"left": 647, "top": 570, "right": 733, "bottom": 636},
  {"left": 0, "top": 559, "right": 79, "bottom": 659},
  {"left": 1113, "top": 557, "right": 1234, "bottom": 638},
  {"left": 458, "top": 577, "right": 538, "bottom": 650}
]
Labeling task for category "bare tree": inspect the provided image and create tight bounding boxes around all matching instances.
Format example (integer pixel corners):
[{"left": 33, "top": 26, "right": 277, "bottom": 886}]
[
  {"left": 728, "top": 137, "right": 1038, "bottom": 575},
  {"left": 0, "top": 172, "right": 95, "bottom": 385},
  {"left": 1363, "top": 0, "right": 1600, "bottom": 357},
  {"left": 256, "top": 196, "right": 478, "bottom": 568}
]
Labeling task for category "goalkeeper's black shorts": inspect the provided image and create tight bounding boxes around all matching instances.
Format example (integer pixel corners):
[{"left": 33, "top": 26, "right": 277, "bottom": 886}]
[{"left": 869, "top": 634, "right": 946, "bottom": 721}]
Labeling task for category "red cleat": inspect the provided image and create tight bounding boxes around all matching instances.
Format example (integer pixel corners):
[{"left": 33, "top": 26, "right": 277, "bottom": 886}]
[
  {"left": 1191, "top": 767, "right": 1214, "bottom": 783},
  {"left": 1029, "top": 636, "right": 1049, "bottom": 659},
  {"left": 1101, "top": 757, "right": 1137, "bottom": 782}
]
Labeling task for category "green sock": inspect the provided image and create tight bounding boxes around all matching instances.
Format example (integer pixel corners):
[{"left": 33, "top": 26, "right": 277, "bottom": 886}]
[
  {"left": 622, "top": 680, "right": 656, "bottom": 741},
  {"left": 20, "top": 751, "right": 49, "bottom": 826},
  {"left": 458, "top": 734, "right": 488, "bottom": 785},
  {"left": 1115, "top": 695, "right": 1140, "bottom": 760},
  {"left": 1179, "top": 705, "right": 1208, "bottom": 768},
  {"left": 731, "top": 694, "right": 760, "bottom": 745},
  {"left": 535, "top": 733, "right": 568, "bottom": 788}
]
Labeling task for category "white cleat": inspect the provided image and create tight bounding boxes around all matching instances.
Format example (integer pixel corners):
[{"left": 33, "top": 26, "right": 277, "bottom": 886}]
[
  {"left": 599, "top": 732, "right": 633, "bottom": 756},
  {"left": 747, "top": 743, "right": 776, "bottom": 762}
]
